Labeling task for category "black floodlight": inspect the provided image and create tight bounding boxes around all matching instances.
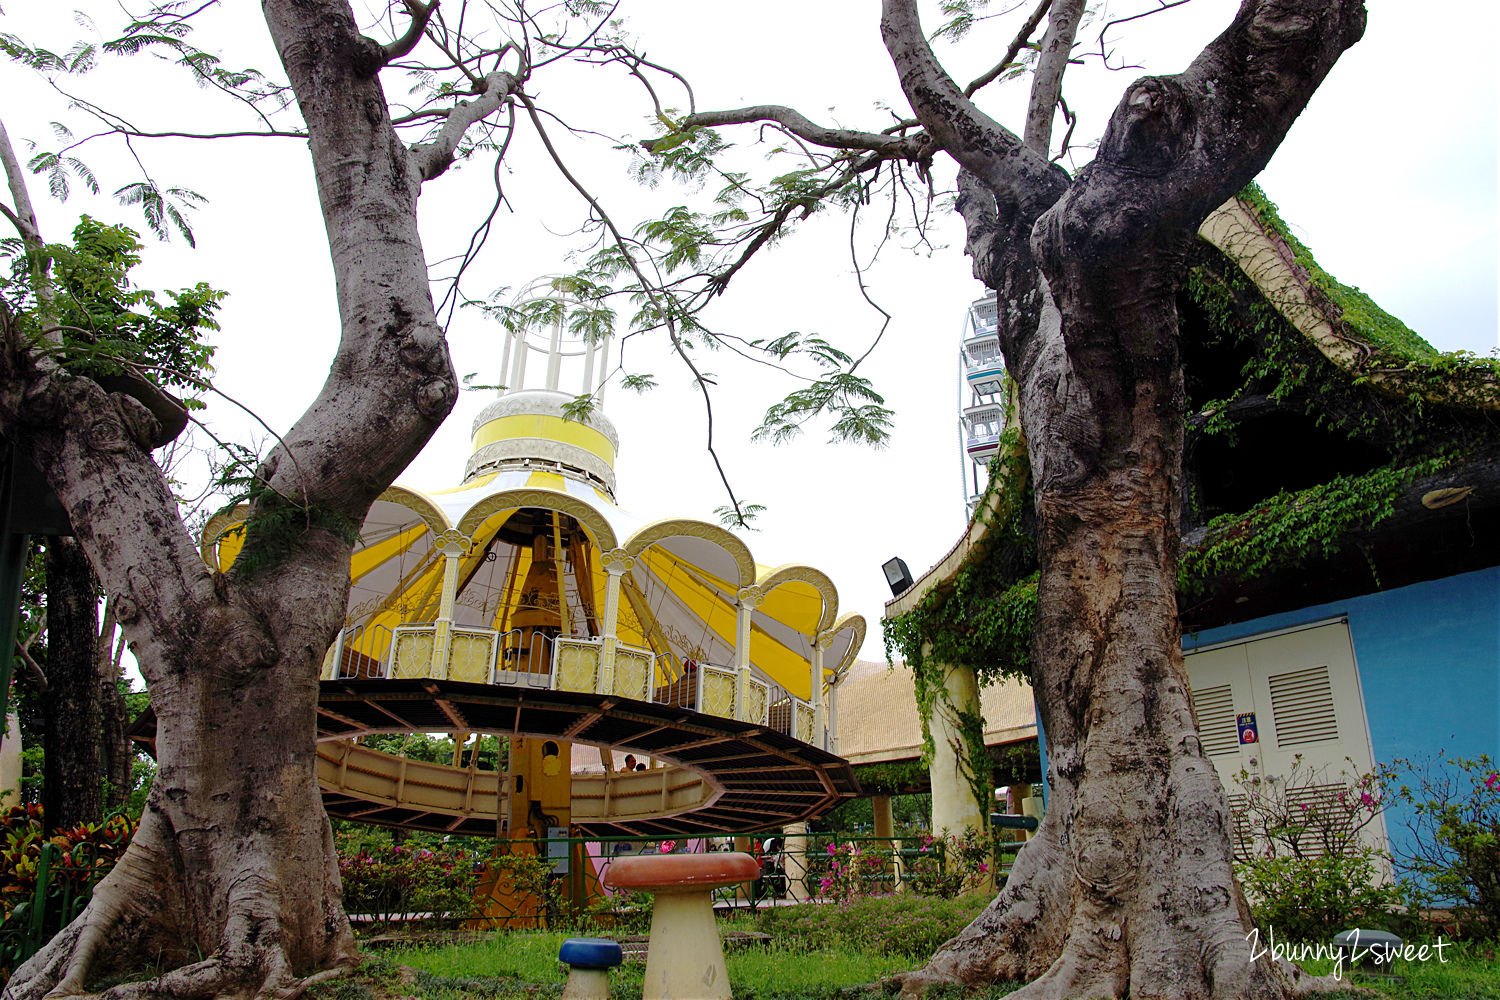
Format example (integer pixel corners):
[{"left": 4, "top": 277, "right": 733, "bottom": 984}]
[{"left": 883, "top": 556, "right": 914, "bottom": 598}]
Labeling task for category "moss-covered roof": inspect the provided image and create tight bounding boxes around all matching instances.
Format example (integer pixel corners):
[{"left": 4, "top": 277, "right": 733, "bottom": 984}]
[
  {"left": 1235, "top": 183, "right": 1440, "bottom": 361},
  {"left": 1202, "top": 184, "right": 1499, "bottom": 410},
  {"left": 885, "top": 183, "right": 1500, "bottom": 675}
]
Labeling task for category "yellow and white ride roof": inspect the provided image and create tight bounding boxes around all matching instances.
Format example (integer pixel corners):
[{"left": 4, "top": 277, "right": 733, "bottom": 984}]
[{"left": 203, "top": 386, "right": 864, "bottom": 700}]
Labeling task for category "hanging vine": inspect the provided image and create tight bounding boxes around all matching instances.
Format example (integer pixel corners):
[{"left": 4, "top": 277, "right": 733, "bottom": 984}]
[{"left": 882, "top": 182, "right": 1500, "bottom": 823}]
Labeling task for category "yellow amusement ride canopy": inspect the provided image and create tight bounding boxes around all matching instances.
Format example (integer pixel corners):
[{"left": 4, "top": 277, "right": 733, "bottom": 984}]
[{"left": 201, "top": 278, "right": 865, "bottom": 839}]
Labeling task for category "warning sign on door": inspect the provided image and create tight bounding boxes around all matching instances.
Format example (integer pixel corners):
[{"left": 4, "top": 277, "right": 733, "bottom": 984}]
[{"left": 1237, "top": 713, "right": 1259, "bottom": 745}]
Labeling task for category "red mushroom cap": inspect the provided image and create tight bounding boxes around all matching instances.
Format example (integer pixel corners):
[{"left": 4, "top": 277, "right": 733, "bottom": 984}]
[{"left": 604, "top": 851, "right": 759, "bottom": 891}]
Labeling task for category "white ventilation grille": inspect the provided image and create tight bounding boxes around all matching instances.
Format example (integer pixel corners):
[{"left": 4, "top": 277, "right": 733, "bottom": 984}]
[
  {"left": 1282, "top": 783, "right": 1359, "bottom": 857},
  {"left": 1268, "top": 665, "right": 1339, "bottom": 747},
  {"left": 1191, "top": 683, "right": 1241, "bottom": 757}
]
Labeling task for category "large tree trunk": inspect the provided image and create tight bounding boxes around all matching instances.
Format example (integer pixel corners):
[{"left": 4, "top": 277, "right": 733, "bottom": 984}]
[
  {"left": 882, "top": 0, "right": 1367, "bottom": 996},
  {"left": 0, "top": 0, "right": 495, "bottom": 994},
  {"left": 42, "top": 537, "right": 103, "bottom": 832},
  {"left": 12, "top": 554, "right": 358, "bottom": 998}
]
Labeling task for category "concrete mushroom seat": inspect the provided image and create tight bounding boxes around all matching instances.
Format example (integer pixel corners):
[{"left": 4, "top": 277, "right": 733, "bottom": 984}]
[{"left": 604, "top": 852, "right": 759, "bottom": 1000}]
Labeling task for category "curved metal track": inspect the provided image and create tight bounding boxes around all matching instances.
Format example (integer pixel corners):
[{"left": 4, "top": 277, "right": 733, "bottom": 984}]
[{"left": 314, "top": 677, "right": 860, "bottom": 837}]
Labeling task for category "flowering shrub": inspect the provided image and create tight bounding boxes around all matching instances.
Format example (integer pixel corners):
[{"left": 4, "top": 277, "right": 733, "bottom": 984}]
[
  {"left": 1380, "top": 754, "right": 1500, "bottom": 938},
  {"left": 816, "top": 841, "right": 889, "bottom": 902},
  {"left": 1231, "top": 757, "right": 1406, "bottom": 941},
  {"left": 0, "top": 805, "right": 135, "bottom": 974},
  {"left": 1233, "top": 756, "right": 1384, "bottom": 859},
  {"left": 1237, "top": 850, "right": 1405, "bottom": 943},
  {"left": 904, "top": 828, "right": 1002, "bottom": 898},
  {"left": 336, "top": 839, "right": 479, "bottom": 929}
]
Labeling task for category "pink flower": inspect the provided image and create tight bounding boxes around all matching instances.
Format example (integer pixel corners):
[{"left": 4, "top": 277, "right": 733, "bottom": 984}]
[
  {"left": 1360, "top": 792, "right": 1375, "bottom": 807},
  {"left": 1485, "top": 772, "right": 1500, "bottom": 792},
  {"left": 978, "top": 863, "right": 988, "bottom": 874}
]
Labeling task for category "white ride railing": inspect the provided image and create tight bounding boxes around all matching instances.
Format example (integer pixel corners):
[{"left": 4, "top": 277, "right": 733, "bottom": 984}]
[{"left": 320, "top": 623, "right": 826, "bottom": 747}]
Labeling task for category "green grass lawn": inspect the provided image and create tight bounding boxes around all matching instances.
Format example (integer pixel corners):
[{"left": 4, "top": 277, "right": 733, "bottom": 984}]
[
  {"left": 376, "top": 931, "right": 918, "bottom": 999},
  {"left": 1288, "top": 941, "right": 1500, "bottom": 1000},
  {"left": 315, "top": 922, "right": 1498, "bottom": 1000}
]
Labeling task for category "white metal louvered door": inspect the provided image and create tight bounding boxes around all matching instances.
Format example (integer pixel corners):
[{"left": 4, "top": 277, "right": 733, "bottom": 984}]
[
  {"left": 1245, "top": 625, "right": 1370, "bottom": 781},
  {"left": 1184, "top": 639, "right": 1260, "bottom": 855},
  {"left": 1184, "top": 620, "right": 1386, "bottom": 857}
]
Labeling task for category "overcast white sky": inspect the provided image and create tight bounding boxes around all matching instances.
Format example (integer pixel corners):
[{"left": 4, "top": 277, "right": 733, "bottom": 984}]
[{"left": 2, "top": 1, "right": 1495, "bottom": 660}]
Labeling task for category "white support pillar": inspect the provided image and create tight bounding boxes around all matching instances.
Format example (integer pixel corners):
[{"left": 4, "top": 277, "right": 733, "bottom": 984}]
[
  {"left": 600, "top": 549, "right": 634, "bottom": 694},
  {"left": 429, "top": 530, "right": 471, "bottom": 679},
  {"left": 595, "top": 334, "right": 611, "bottom": 402},
  {"left": 580, "top": 332, "right": 596, "bottom": 396},
  {"left": 545, "top": 316, "right": 563, "bottom": 390},
  {"left": 829, "top": 676, "right": 840, "bottom": 755},
  {"left": 510, "top": 333, "right": 529, "bottom": 391},
  {"left": 499, "top": 327, "right": 515, "bottom": 392},
  {"left": 734, "top": 586, "right": 762, "bottom": 722},
  {"left": 811, "top": 635, "right": 830, "bottom": 751}
]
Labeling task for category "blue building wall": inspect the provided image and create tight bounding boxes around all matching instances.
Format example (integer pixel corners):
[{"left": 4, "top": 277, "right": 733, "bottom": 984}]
[{"left": 1182, "top": 566, "right": 1500, "bottom": 865}]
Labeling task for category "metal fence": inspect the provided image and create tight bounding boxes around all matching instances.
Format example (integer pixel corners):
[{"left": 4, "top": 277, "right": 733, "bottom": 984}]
[
  {"left": 0, "top": 838, "right": 115, "bottom": 972},
  {"left": 451, "top": 830, "right": 1028, "bottom": 931}
]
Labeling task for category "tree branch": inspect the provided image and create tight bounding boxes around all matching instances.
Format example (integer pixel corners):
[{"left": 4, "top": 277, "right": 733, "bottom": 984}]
[
  {"left": 0, "top": 116, "right": 63, "bottom": 348},
  {"left": 880, "top": 0, "right": 1066, "bottom": 215},
  {"left": 407, "top": 69, "right": 520, "bottom": 181},
  {"left": 514, "top": 92, "right": 755, "bottom": 526},
  {"left": 706, "top": 150, "right": 886, "bottom": 296},
  {"left": 646, "top": 106, "right": 927, "bottom": 158},
  {"left": 879, "top": 0, "right": 1053, "bottom": 137},
  {"left": 0, "top": 118, "right": 44, "bottom": 247},
  {"left": 965, "top": 0, "right": 1052, "bottom": 98},
  {"left": 15, "top": 639, "right": 47, "bottom": 692},
  {"left": 381, "top": 0, "right": 439, "bottom": 66},
  {"left": 1022, "top": 0, "right": 1085, "bottom": 155},
  {"left": 1075, "top": 0, "right": 1367, "bottom": 242}
]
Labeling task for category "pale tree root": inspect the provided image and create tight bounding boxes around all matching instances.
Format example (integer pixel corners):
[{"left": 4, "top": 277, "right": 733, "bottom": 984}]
[
  {"left": 5, "top": 824, "right": 356, "bottom": 1000},
  {"left": 890, "top": 815, "right": 1072, "bottom": 997},
  {"left": 85, "top": 874, "right": 358, "bottom": 1000},
  {"left": 887, "top": 795, "right": 1355, "bottom": 999}
]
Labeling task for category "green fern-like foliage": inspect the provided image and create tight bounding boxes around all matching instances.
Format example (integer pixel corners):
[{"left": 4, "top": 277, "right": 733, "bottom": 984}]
[{"left": 0, "top": 216, "right": 222, "bottom": 404}]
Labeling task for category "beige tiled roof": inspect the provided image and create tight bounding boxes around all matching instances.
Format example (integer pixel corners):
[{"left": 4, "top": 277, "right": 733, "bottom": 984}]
[{"left": 836, "top": 659, "right": 1037, "bottom": 765}]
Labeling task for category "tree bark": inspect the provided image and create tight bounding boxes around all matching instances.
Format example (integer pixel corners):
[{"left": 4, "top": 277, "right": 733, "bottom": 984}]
[
  {"left": 881, "top": 0, "right": 1367, "bottom": 996},
  {"left": 0, "top": 0, "right": 494, "bottom": 995},
  {"left": 41, "top": 537, "right": 103, "bottom": 832}
]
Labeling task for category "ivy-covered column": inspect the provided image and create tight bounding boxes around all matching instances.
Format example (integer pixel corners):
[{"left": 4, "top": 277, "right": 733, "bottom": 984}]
[
  {"left": 0, "top": 712, "right": 19, "bottom": 809},
  {"left": 929, "top": 661, "right": 987, "bottom": 836},
  {"left": 872, "top": 795, "right": 898, "bottom": 884}
]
